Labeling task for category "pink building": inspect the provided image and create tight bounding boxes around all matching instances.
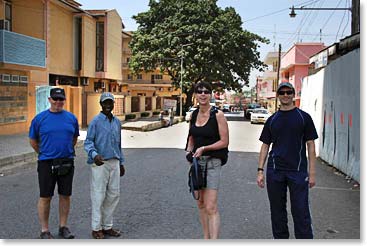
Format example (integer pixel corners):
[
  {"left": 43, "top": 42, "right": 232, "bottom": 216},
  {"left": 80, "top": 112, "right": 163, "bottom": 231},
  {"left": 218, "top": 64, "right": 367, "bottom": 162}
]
[
  {"left": 280, "top": 43, "right": 325, "bottom": 107},
  {"left": 257, "top": 52, "right": 284, "bottom": 113}
]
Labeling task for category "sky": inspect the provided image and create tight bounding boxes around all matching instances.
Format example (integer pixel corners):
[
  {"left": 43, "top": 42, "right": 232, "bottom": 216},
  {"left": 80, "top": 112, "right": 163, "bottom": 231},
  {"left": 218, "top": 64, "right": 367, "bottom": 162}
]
[{"left": 76, "top": 0, "right": 354, "bottom": 89}]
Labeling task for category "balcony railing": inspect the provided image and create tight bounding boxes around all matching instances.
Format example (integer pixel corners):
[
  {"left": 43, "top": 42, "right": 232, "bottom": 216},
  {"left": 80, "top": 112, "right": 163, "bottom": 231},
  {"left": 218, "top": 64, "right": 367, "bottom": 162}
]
[
  {"left": 0, "top": 30, "right": 46, "bottom": 68},
  {"left": 262, "top": 70, "right": 277, "bottom": 79}
]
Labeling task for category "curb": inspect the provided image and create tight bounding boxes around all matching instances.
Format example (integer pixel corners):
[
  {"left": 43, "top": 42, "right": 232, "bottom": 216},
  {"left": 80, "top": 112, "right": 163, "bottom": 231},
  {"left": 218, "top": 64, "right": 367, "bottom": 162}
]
[
  {"left": 122, "top": 118, "right": 181, "bottom": 132},
  {"left": 0, "top": 139, "right": 85, "bottom": 172}
]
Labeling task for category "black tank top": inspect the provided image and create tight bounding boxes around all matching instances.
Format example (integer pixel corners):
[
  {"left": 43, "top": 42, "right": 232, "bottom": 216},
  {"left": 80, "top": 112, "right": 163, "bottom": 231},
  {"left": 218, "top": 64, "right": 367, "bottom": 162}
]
[{"left": 188, "top": 107, "right": 228, "bottom": 164}]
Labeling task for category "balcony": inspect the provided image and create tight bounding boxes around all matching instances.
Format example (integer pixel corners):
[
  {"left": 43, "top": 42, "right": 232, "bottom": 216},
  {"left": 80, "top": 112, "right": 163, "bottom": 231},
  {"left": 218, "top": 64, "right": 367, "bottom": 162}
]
[
  {"left": 262, "top": 70, "right": 277, "bottom": 79},
  {"left": 0, "top": 30, "right": 46, "bottom": 68}
]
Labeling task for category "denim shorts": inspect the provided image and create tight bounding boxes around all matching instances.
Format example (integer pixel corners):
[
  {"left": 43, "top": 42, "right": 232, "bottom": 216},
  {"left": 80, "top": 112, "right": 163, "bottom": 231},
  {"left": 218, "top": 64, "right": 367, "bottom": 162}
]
[{"left": 197, "top": 156, "right": 222, "bottom": 190}]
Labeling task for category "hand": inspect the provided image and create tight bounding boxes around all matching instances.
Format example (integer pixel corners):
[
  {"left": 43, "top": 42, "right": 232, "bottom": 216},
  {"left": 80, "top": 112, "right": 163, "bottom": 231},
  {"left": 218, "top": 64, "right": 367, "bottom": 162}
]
[
  {"left": 186, "top": 152, "right": 194, "bottom": 163},
  {"left": 257, "top": 171, "right": 265, "bottom": 188},
  {"left": 309, "top": 174, "right": 316, "bottom": 188},
  {"left": 94, "top": 155, "right": 104, "bottom": 166},
  {"left": 193, "top": 146, "right": 205, "bottom": 158},
  {"left": 120, "top": 165, "right": 125, "bottom": 177}
]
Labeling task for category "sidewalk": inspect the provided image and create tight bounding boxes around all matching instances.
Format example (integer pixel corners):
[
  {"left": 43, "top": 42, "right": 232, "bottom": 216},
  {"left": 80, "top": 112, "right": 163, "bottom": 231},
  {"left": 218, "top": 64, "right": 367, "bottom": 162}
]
[{"left": 0, "top": 117, "right": 181, "bottom": 172}]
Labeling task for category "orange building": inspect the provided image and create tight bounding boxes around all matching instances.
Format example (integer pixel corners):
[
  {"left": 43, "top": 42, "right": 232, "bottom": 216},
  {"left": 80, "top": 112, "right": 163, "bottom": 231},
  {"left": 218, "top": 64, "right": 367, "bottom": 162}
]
[{"left": 121, "top": 30, "right": 181, "bottom": 114}]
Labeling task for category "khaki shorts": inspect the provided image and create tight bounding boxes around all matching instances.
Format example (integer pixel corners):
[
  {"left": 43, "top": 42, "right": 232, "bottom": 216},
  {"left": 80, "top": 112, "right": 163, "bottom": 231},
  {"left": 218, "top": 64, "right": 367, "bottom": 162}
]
[{"left": 197, "top": 156, "right": 222, "bottom": 190}]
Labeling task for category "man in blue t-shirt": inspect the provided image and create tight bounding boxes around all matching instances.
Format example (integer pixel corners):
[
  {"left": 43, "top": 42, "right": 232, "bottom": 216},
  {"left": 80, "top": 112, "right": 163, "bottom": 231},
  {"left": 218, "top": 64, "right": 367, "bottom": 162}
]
[
  {"left": 29, "top": 88, "right": 79, "bottom": 239},
  {"left": 257, "top": 82, "right": 318, "bottom": 239}
]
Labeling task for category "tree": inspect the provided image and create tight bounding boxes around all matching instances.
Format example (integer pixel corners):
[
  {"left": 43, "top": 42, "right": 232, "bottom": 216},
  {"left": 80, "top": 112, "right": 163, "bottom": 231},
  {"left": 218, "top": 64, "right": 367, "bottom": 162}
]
[{"left": 129, "top": 0, "right": 268, "bottom": 109}]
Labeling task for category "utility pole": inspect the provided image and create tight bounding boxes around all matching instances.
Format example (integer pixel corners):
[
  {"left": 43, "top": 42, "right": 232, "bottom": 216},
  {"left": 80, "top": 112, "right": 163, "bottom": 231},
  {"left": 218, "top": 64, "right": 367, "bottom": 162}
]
[
  {"left": 179, "top": 43, "right": 193, "bottom": 117},
  {"left": 275, "top": 44, "right": 281, "bottom": 110}
]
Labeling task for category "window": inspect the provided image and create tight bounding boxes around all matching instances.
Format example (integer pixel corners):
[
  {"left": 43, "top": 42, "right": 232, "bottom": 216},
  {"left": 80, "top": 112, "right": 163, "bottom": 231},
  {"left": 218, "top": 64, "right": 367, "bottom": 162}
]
[
  {"left": 5, "top": 1, "right": 12, "bottom": 31},
  {"left": 96, "top": 22, "right": 104, "bottom": 71},
  {"left": 127, "top": 74, "right": 132, "bottom": 80},
  {"left": 137, "top": 74, "right": 142, "bottom": 80},
  {"left": 155, "top": 74, "right": 163, "bottom": 80}
]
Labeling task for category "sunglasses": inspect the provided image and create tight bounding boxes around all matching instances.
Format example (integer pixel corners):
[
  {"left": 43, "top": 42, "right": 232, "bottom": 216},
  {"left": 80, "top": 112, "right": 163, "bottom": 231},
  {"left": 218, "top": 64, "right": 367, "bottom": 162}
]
[
  {"left": 51, "top": 97, "right": 65, "bottom": 101},
  {"left": 196, "top": 89, "right": 211, "bottom": 95},
  {"left": 278, "top": 90, "right": 294, "bottom": 95}
]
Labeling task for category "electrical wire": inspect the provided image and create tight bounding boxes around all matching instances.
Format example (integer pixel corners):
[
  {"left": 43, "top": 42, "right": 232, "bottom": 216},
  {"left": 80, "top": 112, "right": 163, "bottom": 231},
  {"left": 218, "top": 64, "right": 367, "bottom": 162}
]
[
  {"left": 335, "top": 0, "right": 348, "bottom": 42},
  {"left": 243, "top": 0, "right": 321, "bottom": 23}
]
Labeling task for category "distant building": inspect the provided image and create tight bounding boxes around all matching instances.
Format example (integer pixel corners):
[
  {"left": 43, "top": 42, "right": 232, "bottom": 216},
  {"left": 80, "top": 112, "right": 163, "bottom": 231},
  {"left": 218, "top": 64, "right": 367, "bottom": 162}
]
[{"left": 280, "top": 43, "right": 325, "bottom": 107}]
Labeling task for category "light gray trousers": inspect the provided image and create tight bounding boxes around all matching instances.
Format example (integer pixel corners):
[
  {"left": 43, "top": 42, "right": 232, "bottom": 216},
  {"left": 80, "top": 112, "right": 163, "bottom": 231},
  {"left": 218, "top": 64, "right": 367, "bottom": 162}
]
[{"left": 90, "top": 159, "right": 120, "bottom": 231}]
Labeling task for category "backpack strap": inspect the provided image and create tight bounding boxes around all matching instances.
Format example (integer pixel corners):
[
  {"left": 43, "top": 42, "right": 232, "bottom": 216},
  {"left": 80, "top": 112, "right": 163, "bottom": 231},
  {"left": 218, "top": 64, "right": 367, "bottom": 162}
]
[
  {"left": 189, "top": 108, "right": 199, "bottom": 127},
  {"left": 185, "top": 108, "right": 199, "bottom": 151}
]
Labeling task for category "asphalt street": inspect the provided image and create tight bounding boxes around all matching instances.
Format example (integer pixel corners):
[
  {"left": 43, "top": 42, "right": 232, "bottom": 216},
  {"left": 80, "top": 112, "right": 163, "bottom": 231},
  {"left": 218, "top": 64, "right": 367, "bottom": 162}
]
[{"left": 0, "top": 115, "right": 360, "bottom": 239}]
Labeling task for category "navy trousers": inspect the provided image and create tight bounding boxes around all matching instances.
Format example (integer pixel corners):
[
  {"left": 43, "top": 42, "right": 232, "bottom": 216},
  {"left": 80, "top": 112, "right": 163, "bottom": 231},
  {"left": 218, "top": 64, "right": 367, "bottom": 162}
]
[{"left": 266, "top": 169, "right": 313, "bottom": 239}]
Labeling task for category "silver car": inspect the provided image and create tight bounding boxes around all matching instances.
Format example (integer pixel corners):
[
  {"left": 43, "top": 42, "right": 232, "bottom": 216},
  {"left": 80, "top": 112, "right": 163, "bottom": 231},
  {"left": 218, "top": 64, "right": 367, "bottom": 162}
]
[{"left": 250, "top": 108, "right": 271, "bottom": 124}]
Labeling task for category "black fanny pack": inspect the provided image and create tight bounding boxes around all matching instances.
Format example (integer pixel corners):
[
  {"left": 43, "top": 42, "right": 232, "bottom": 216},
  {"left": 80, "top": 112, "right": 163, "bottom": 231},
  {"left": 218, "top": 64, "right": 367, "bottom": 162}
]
[{"left": 51, "top": 158, "right": 74, "bottom": 176}]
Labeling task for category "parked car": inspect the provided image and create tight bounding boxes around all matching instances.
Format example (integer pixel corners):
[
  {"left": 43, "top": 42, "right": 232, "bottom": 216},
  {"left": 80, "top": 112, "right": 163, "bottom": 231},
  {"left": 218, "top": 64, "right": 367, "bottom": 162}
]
[
  {"left": 250, "top": 108, "right": 271, "bottom": 124},
  {"left": 185, "top": 107, "right": 197, "bottom": 122},
  {"left": 222, "top": 104, "right": 230, "bottom": 112},
  {"left": 245, "top": 103, "right": 261, "bottom": 119}
]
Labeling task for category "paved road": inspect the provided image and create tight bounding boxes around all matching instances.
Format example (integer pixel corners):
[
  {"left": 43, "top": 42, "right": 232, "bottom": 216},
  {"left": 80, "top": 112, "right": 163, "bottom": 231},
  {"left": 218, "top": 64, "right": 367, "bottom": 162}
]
[{"left": 0, "top": 119, "right": 360, "bottom": 239}]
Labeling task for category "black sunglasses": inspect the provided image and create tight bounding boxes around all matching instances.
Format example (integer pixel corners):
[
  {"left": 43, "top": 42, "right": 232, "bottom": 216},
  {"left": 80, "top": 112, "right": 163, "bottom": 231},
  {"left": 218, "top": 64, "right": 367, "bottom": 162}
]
[
  {"left": 196, "top": 89, "right": 211, "bottom": 95},
  {"left": 278, "top": 90, "right": 294, "bottom": 95},
  {"left": 51, "top": 97, "right": 65, "bottom": 101}
]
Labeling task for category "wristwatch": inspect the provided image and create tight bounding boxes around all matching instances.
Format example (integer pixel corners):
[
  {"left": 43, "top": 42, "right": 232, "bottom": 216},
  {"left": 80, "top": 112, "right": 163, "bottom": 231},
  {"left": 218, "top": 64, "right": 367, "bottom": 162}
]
[{"left": 257, "top": 167, "right": 264, "bottom": 172}]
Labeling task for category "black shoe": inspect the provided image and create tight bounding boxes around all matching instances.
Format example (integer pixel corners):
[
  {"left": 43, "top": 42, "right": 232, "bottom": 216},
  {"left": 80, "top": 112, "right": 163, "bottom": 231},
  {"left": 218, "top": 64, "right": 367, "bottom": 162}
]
[
  {"left": 39, "top": 231, "right": 54, "bottom": 239},
  {"left": 58, "top": 226, "right": 75, "bottom": 239}
]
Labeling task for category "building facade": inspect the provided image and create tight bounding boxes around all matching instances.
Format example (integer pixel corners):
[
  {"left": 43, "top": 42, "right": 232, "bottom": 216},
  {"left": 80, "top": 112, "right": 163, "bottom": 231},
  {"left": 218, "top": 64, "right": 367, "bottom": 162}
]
[{"left": 280, "top": 43, "right": 325, "bottom": 107}]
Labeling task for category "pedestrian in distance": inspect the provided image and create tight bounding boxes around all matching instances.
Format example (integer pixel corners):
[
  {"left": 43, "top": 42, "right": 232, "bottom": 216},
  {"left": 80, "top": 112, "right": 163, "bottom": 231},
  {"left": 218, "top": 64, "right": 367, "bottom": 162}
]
[
  {"left": 185, "top": 81, "right": 229, "bottom": 239},
  {"left": 84, "top": 92, "right": 125, "bottom": 239},
  {"left": 169, "top": 108, "right": 174, "bottom": 126},
  {"left": 29, "top": 87, "right": 79, "bottom": 239},
  {"left": 257, "top": 82, "right": 318, "bottom": 239}
]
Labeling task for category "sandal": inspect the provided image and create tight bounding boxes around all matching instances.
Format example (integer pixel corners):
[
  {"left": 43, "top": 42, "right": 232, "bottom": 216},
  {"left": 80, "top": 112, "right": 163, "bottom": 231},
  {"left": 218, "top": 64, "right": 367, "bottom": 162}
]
[
  {"left": 102, "top": 228, "right": 121, "bottom": 237},
  {"left": 92, "top": 230, "right": 104, "bottom": 239}
]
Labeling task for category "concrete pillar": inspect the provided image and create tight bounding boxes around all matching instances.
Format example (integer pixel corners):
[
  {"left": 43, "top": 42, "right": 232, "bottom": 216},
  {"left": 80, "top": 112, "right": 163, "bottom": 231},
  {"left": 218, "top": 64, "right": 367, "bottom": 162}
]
[
  {"left": 152, "top": 96, "right": 157, "bottom": 111},
  {"left": 124, "top": 96, "right": 132, "bottom": 114},
  {"left": 139, "top": 96, "right": 146, "bottom": 112}
]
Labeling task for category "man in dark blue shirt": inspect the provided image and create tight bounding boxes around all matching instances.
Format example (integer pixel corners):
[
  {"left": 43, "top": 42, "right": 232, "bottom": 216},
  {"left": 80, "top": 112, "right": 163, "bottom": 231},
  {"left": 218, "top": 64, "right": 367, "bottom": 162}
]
[{"left": 257, "top": 82, "right": 318, "bottom": 239}]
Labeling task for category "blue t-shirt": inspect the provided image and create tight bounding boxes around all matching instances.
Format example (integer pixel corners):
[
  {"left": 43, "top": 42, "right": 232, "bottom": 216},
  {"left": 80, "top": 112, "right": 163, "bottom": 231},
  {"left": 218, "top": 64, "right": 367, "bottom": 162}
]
[
  {"left": 29, "top": 109, "right": 79, "bottom": 160},
  {"left": 259, "top": 108, "right": 318, "bottom": 172}
]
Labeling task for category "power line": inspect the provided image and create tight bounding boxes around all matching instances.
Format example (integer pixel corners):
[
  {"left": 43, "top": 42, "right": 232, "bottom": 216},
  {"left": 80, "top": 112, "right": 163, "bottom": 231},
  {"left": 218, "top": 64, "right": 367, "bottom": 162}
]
[
  {"left": 243, "top": 0, "right": 320, "bottom": 23},
  {"left": 312, "top": 0, "right": 344, "bottom": 41},
  {"left": 341, "top": 0, "right": 351, "bottom": 37},
  {"left": 335, "top": 0, "right": 348, "bottom": 41}
]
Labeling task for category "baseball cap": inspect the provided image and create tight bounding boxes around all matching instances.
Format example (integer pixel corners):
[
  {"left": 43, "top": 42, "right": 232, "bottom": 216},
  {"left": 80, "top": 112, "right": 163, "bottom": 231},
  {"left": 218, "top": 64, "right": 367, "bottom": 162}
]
[
  {"left": 100, "top": 92, "right": 115, "bottom": 102},
  {"left": 50, "top": 88, "right": 66, "bottom": 99},
  {"left": 277, "top": 82, "right": 295, "bottom": 93}
]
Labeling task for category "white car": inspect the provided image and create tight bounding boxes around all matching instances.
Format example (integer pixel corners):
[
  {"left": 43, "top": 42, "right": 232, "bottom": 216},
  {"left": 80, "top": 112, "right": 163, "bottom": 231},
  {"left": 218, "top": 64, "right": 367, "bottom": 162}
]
[
  {"left": 185, "top": 107, "right": 197, "bottom": 122},
  {"left": 250, "top": 108, "right": 271, "bottom": 124}
]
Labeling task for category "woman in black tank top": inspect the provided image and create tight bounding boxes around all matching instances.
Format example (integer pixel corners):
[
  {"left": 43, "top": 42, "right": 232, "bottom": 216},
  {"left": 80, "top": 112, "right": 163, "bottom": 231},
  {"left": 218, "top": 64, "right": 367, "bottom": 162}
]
[{"left": 185, "top": 81, "right": 229, "bottom": 239}]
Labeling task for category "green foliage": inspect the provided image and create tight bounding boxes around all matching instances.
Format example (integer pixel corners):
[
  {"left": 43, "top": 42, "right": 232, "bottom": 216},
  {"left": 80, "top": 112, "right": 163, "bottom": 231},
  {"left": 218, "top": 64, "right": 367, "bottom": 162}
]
[
  {"left": 152, "top": 111, "right": 160, "bottom": 115},
  {"left": 141, "top": 112, "right": 150, "bottom": 117},
  {"left": 130, "top": 0, "right": 268, "bottom": 107},
  {"left": 125, "top": 114, "right": 136, "bottom": 120}
]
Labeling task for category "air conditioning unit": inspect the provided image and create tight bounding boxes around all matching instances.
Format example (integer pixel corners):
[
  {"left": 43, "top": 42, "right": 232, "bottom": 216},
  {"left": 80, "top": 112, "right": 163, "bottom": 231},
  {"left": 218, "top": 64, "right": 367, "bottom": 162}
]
[
  {"left": 11, "top": 75, "right": 19, "bottom": 83},
  {"left": 20, "top": 76, "right": 28, "bottom": 83},
  {"left": 1, "top": 74, "right": 11, "bottom": 83},
  {"left": 0, "top": 19, "right": 10, "bottom": 31}
]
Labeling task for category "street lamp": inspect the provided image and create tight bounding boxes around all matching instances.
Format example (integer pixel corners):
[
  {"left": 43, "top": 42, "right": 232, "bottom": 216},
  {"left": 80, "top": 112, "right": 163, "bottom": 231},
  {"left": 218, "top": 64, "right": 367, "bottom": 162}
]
[
  {"left": 289, "top": 5, "right": 351, "bottom": 18},
  {"left": 180, "top": 43, "right": 193, "bottom": 117}
]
